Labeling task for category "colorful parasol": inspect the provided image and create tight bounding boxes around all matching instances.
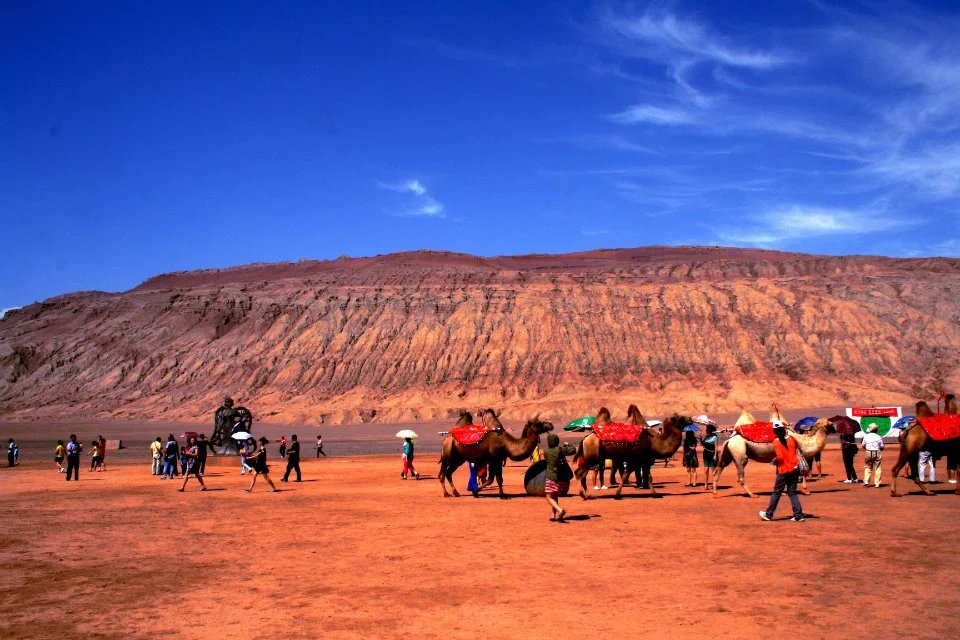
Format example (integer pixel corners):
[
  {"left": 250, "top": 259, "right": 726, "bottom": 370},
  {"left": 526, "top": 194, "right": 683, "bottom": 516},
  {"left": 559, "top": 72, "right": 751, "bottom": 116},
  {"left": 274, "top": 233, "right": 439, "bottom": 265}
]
[
  {"left": 563, "top": 416, "right": 596, "bottom": 432},
  {"left": 828, "top": 415, "right": 859, "bottom": 435},
  {"left": 793, "top": 416, "right": 818, "bottom": 432}
]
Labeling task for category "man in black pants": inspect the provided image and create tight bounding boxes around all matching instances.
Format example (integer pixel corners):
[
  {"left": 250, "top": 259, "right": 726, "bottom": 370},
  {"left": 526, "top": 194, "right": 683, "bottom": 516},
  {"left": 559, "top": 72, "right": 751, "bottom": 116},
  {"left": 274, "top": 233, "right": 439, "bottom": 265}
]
[
  {"left": 197, "top": 433, "right": 213, "bottom": 476},
  {"left": 281, "top": 434, "right": 301, "bottom": 482},
  {"left": 65, "top": 434, "right": 82, "bottom": 481}
]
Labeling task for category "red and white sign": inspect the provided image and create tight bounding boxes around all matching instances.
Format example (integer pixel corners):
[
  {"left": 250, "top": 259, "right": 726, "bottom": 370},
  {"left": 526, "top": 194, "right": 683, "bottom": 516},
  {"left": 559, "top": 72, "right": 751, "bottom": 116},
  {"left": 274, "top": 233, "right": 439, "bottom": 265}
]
[{"left": 849, "top": 407, "right": 901, "bottom": 418}]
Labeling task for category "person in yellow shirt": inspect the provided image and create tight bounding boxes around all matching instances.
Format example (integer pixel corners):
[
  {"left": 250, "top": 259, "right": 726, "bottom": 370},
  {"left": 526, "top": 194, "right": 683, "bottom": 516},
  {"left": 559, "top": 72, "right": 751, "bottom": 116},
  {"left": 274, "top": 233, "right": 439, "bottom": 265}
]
[
  {"left": 54, "top": 440, "right": 66, "bottom": 473},
  {"left": 150, "top": 437, "right": 163, "bottom": 476}
]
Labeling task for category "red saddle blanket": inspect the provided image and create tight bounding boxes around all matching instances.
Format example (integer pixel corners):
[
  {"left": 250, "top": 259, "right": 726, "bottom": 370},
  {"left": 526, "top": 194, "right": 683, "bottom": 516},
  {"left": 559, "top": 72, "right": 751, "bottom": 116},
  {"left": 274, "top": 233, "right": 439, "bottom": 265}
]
[
  {"left": 450, "top": 425, "right": 493, "bottom": 445},
  {"left": 593, "top": 422, "right": 645, "bottom": 444},
  {"left": 735, "top": 422, "right": 776, "bottom": 443},
  {"left": 917, "top": 414, "right": 960, "bottom": 441}
]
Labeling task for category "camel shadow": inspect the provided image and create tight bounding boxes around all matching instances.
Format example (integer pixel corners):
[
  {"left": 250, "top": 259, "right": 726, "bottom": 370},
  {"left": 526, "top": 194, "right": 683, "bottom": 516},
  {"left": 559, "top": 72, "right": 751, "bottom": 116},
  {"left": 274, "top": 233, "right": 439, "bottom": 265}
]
[
  {"left": 412, "top": 475, "right": 436, "bottom": 480},
  {"left": 201, "top": 487, "right": 227, "bottom": 492}
]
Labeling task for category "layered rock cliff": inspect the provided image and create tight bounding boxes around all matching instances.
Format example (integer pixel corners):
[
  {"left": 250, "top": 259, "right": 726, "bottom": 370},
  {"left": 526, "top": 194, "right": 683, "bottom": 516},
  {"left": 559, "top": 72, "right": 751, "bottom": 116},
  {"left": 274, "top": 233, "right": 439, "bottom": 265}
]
[{"left": 1, "top": 246, "right": 958, "bottom": 424}]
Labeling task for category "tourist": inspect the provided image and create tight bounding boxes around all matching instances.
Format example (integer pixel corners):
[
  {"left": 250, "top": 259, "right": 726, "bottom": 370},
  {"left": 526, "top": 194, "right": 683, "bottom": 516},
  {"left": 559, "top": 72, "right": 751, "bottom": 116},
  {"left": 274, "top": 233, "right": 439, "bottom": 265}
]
[
  {"left": 54, "top": 440, "right": 66, "bottom": 473},
  {"left": 197, "top": 434, "right": 212, "bottom": 475},
  {"left": 178, "top": 436, "right": 207, "bottom": 492},
  {"left": 89, "top": 440, "right": 103, "bottom": 472},
  {"left": 467, "top": 461, "right": 480, "bottom": 494},
  {"left": 701, "top": 425, "right": 718, "bottom": 489},
  {"left": 65, "top": 434, "right": 82, "bottom": 481},
  {"left": 918, "top": 448, "right": 937, "bottom": 484},
  {"left": 244, "top": 436, "right": 279, "bottom": 493},
  {"left": 316, "top": 434, "right": 327, "bottom": 458},
  {"left": 589, "top": 461, "right": 607, "bottom": 491},
  {"left": 400, "top": 436, "right": 419, "bottom": 480},
  {"left": 759, "top": 422, "right": 805, "bottom": 522},
  {"left": 862, "top": 424, "right": 884, "bottom": 488},
  {"left": 278, "top": 435, "right": 287, "bottom": 459},
  {"left": 839, "top": 430, "right": 858, "bottom": 483},
  {"left": 543, "top": 433, "right": 576, "bottom": 522},
  {"left": 8, "top": 438, "right": 17, "bottom": 467},
  {"left": 682, "top": 430, "right": 699, "bottom": 486},
  {"left": 162, "top": 434, "right": 178, "bottom": 479},
  {"left": 150, "top": 437, "right": 163, "bottom": 475},
  {"left": 281, "top": 434, "right": 301, "bottom": 482},
  {"left": 97, "top": 435, "right": 107, "bottom": 471}
]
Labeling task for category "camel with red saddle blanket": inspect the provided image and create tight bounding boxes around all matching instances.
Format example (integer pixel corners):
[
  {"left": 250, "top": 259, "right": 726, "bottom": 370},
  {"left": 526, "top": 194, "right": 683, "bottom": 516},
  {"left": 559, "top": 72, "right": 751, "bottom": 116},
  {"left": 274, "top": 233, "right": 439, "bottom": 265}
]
[
  {"left": 573, "top": 405, "right": 690, "bottom": 500},
  {"left": 890, "top": 395, "right": 960, "bottom": 497},
  {"left": 711, "top": 408, "right": 832, "bottom": 498},
  {"left": 438, "top": 409, "right": 554, "bottom": 498}
]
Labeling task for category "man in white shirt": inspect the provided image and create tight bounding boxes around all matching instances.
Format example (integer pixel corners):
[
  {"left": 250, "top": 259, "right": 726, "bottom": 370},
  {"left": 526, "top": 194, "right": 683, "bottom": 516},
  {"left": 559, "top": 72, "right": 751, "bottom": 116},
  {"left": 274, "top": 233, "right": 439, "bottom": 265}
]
[{"left": 861, "top": 424, "right": 884, "bottom": 488}]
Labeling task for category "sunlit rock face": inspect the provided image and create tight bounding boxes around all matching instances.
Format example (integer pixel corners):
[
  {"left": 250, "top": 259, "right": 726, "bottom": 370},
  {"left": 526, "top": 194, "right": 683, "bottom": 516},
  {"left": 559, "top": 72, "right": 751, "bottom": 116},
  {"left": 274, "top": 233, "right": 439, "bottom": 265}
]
[{"left": 2, "top": 247, "right": 958, "bottom": 424}]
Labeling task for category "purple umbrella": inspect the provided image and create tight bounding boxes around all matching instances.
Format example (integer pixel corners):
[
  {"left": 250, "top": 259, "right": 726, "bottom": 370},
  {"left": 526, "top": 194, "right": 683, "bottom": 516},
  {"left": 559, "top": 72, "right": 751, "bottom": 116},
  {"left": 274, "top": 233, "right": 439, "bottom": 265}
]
[{"left": 829, "top": 415, "right": 859, "bottom": 435}]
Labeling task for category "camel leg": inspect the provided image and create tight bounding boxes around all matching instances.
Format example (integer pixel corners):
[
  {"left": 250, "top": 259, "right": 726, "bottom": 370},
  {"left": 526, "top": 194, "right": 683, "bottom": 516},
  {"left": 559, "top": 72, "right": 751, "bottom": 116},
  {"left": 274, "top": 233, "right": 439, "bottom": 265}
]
[
  {"left": 712, "top": 443, "right": 733, "bottom": 496},
  {"left": 799, "top": 473, "right": 811, "bottom": 496},
  {"left": 490, "top": 460, "right": 507, "bottom": 500},
  {"left": 613, "top": 460, "right": 628, "bottom": 499},
  {"left": 891, "top": 450, "right": 930, "bottom": 497},
  {"left": 575, "top": 465, "right": 593, "bottom": 500},
  {"left": 439, "top": 458, "right": 464, "bottom": 498},
  {"left": 646, "top": 464, "right": 658, "bottom": 496},
  {"left": 734, "top": 458, "right": 758, "bottom": 498}
]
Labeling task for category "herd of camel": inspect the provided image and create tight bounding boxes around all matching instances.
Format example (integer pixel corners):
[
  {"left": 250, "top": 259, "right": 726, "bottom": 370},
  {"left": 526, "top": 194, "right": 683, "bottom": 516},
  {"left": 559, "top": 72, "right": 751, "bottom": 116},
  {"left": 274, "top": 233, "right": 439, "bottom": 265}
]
[{"left": 437, "top": 399, "right": 960, "bottom": 500}]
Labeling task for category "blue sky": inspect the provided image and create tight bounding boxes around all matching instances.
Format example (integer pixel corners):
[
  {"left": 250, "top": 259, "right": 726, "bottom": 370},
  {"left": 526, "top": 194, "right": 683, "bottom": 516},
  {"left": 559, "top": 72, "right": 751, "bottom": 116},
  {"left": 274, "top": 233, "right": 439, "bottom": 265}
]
[{"left": 2, "top": 0, "right": 959, "bottom": 312}]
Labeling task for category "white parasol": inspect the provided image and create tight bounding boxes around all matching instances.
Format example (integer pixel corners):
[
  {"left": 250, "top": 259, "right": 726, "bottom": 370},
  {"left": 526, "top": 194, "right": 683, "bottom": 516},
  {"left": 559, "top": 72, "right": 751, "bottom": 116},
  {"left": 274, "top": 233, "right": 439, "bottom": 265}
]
[
  {"left": 231, "top": 431, "right": 253, "bottom": 440},
  {"left": 395, "top": 429, "right": 419, "bottom": 438}
]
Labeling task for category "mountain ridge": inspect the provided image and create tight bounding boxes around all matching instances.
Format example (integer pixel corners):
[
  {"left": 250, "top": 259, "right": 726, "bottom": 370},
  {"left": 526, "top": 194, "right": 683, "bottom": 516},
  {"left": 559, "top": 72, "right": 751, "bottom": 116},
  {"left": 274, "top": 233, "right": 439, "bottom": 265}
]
[{"left": 2, "top": 246, "right": 958, "bottom": 424}]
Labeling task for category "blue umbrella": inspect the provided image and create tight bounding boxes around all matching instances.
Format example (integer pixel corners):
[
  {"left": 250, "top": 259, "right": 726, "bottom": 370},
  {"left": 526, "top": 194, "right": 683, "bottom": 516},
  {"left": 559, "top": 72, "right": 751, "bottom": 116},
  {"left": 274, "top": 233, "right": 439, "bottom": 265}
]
[
  {"left": 893, "top": 416, "right": 915, "bottom": 431},
  {"left": 683, "top": 424, "right": 700, "bottom": 432},
  {"left": 794, "top": 416, "right": 818, "bottom": 432}
]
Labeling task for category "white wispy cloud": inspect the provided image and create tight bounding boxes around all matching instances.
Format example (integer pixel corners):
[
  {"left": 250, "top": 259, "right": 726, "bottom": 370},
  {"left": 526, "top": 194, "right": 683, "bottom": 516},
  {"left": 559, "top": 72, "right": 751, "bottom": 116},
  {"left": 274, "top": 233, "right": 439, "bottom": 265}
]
[
  {"left": 608, "top": 104, "right": 696, "bottom": 125},
  {"left": 600, "top": 6, "right": 788, "bottom": 69},
  {"left": 378, "top": 179, "right": 445, "bottom": 218},
  {"left": 713, "top": 205, "right": 913, "bottom": 246}
]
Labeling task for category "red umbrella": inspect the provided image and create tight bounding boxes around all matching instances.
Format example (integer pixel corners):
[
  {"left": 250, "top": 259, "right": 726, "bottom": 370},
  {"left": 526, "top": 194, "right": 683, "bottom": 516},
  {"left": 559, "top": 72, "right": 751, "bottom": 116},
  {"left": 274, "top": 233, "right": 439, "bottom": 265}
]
[
  {"left": 828, "top": 415, "right": 859, "bottom": 435},
  {"left": 180, "top": 431, "right": 198, "bottom": 440}
]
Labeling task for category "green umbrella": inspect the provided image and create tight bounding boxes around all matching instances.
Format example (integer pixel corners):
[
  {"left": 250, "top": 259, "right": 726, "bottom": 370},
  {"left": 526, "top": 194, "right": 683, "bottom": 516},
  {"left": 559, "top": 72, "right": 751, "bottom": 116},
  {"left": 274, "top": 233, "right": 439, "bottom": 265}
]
[{"left": 563, "top": 416, "right": 596, "bottom": 432}]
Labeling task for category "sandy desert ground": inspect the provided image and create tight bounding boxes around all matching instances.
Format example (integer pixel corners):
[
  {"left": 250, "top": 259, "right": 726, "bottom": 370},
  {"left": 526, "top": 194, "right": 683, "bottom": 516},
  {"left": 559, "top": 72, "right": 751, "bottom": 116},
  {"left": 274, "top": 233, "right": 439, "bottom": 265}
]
[{"left": 1, "top": 423, "right": 958, "bottom": 640}]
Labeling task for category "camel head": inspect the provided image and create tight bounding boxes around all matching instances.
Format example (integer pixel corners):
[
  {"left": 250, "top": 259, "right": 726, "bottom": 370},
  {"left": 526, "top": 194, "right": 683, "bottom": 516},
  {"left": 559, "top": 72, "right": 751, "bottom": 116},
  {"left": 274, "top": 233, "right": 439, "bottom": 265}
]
[
  {"left": 525, "top": 414, "right": 554, "bottom": 435},
  {"left": 815, "top": 418, "right": 836, "bottom": 434},
  {"left": 596, "top": 407, "right": 611, "bottom": 425},
  {"left": 915, "top": 401, "right": 935, "bottom": 418},
  {"left": 665, "top": 413, "right": 694, "bottom": 432}
]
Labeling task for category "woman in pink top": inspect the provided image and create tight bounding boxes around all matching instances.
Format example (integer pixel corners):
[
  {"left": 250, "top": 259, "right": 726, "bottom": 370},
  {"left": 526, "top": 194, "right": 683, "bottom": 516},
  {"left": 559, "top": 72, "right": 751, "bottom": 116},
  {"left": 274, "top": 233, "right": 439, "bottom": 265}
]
[{"left": 759, "top": 422, "right": 805, "bottom": 522}]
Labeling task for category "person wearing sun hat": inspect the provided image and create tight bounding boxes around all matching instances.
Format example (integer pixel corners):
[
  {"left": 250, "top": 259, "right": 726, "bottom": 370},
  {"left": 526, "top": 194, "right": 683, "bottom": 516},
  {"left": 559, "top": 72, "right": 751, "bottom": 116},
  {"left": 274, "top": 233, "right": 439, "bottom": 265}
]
[{"left": 861, "top": 423, "right": 884, "bottom": 488}]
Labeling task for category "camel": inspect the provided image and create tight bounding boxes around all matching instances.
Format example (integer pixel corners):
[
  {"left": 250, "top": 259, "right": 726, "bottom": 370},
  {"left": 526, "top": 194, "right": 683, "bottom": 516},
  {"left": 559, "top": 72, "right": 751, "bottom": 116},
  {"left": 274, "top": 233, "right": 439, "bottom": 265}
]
[
  {"left": 573, "top": 406, "right": 691, "bottom": 499},
  {"left": 438, "top": 411, "right": 553, "bottom": 499},
  {"left": 633, "top": 407, "right": 688, "bottom": 489},
  {"left": 890, "top": 398, "right": 960, "bottom": 497},
  {"left": 712, "top": 416, "right": 832, "bottom": 498}
]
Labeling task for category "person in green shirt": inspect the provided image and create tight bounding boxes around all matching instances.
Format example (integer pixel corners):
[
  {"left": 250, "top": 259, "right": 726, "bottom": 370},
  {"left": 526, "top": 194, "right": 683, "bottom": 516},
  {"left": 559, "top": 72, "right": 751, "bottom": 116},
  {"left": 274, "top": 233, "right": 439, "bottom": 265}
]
[
  {"left": 543, "top": 434, "right": 576, "bottom": 522},
  {"left": 401, "top": 437, "right": 419, "bottom": 480}
]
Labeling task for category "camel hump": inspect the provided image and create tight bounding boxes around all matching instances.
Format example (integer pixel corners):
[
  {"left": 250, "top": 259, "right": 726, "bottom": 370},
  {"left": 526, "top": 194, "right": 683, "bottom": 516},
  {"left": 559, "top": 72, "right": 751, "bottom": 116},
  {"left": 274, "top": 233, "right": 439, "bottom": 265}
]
[
  {"left": 916, "top": 414, "right": 960, "bottom": 441},
  {"left": 450, "top": 425, "right": 493, "bottom": 446},
  {"left": 593, "top": 422, "right": 645, "bottom": 444}
]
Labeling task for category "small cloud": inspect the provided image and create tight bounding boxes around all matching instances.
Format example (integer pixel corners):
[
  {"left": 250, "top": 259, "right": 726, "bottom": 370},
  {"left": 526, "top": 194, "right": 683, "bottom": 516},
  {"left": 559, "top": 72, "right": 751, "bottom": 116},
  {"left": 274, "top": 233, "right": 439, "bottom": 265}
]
[
  {"left": 378, "top": 179, "right": 445, "bottom": 218},
  {"left": 608, "top": 105, "right": 696, "bottom": 125},
  {"left": 601, "top": 7, "right": 788, "bottom": 70},
  {"left": 714, "top": 205, "right": 913, "bottom": 246}
]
